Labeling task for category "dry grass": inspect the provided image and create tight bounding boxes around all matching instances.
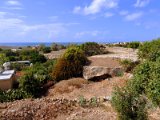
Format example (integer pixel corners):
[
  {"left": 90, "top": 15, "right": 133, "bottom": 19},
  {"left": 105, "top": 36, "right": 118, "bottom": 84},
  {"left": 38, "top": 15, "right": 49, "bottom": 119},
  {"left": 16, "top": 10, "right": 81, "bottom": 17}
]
[{"left": 53, "top": 78, "right": 89, "bottom": 94}]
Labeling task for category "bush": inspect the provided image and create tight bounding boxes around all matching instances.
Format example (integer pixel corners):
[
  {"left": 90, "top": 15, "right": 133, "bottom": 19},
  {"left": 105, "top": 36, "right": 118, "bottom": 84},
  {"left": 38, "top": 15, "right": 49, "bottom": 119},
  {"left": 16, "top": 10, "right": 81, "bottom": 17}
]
[
  {"left": 0, "top": 89, "right": 31, "bottom": 103},
  {"left": 43, "top": 59, "right": 57, "bottom": 73},
  {"left": 10, "top": 63, "right": 25, "bottom": 71},
  {"left": 0, "top": 53, "right": 9, "bottom": 67},
  {"left": 120, "top": 59, "right": 139, "bottom": 72},
  {"left": 112, "top": 60, "right": 160, "bottom": 119},
  {"left": 112, "top": 87, "right": 147, "bottom": 120},
  {"left": 52, "top": 46, "right": 88, "bottom": 81},
  {"left": 78, "top": 95, "right": 87, "bottom": 107},
  {"left": 129, "top": 61, "right": 152, "bottom": 95},
  {"left": 138, "top": 39, "right": 160, "bottom": 61},
  {"left": 111, "top": 39, "right": 160, "bottom": 120},
  {"left": 126, "top": 41, "right": 141, "bottom": 49},
  {"left": 0, "top": 90, "right": 7, "bottom": 102},
  {"left": 19, "top": 72, "right": 42, "bottom": 97},
  {"left": 25, "top": 63, "right": 52, "bottom": 84},
  {"left": 19, "top": 49, "right": 47, "bottom": 63},
  {"left": 42, "top": 47, "right": 51, "bottom": 53},
  {"left": 80, "top": 42, "right": 106, "bottom": 56},
  {"left": 51, "top": 43, "right": 66, "bottom": 51}
]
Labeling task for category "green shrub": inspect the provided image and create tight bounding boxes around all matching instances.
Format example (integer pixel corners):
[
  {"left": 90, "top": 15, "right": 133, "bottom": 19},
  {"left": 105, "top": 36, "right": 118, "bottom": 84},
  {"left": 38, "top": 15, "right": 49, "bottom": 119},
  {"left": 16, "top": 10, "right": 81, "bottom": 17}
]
[
  {"left": 38, "top": 44, "right": 45, "bottom": 51},
  {"left": 80, "top": 42, "right": 106, "bottom": 56},
  {"left": 19, "top": 72, "right": 42, "bottom": 97},
  {"left": 138, "top": 39, "right": 160, "bottom": 61},
  {"left": 8, "top": 56, "right": 17, "bottom": 61},
  {"left": 90, "top": 97, "right": 99, "bottom": 107},
  {"left": 43, "top": 59, "right": 57, "bottom": 73},
  {"left": 78, "top": 95, "right": 87, "bottom": 107},
  {"left": 5, "top": 89, "right": 32, "bottom": 101},
  {"left": 52, "top": 46, "right": 88, "bottom": 81},
  {"left": 42, "top": 47, "right": 51, "bottom": 53},
  {"left": 0, "top": 53, "right": 8, "bottom": 66},
  {"left": 19, "top": 49, "right": 47, "bottom": 63},
  {"left": 112, "top": 87, "right": 147, "bottom": 120},
  {"left": 120, "top": 59, "right": 139, "bottom": 72},
  {"left": 115, "top": 71, "right": 124, "bottom": 77},
  {"left": 126, "top": 41, "right": 141, "bottom": 49},
  {"left": 110, "top": 39, "right": 160, "bottom": 120},
  {"left": 25, "top": 63, "right": 52, "bottom": 84},
  {"left": 0, "top": 90, "right": 7, "bottom": 102},
  {"left": 0, "top": 61, "right": 55, "bottom": 102},
  {"left": 129, "top": 61, "right": 152, "bottom": 95},
  {"left": 51, "top": 43, "right": 66, "bottom": 51},
  {"left": 0, "top": 89, "right": 31, "bottom": 103},
  {"left": 129, "top": 60, "right": 160, "bottom": 105},
  {"left": 10, "top": 63, "right": 25, "bottom": 71}
]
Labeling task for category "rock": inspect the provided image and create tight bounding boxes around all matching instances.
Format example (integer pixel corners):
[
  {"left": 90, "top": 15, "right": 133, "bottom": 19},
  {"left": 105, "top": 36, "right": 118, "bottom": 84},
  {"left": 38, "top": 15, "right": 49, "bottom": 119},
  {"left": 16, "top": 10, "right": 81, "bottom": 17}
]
[
  {"left": 103, "top": 96, "right": 112, "bottom": 101},
  {"left": 83, "top": 66, "right": 123, "bottom": 80}
]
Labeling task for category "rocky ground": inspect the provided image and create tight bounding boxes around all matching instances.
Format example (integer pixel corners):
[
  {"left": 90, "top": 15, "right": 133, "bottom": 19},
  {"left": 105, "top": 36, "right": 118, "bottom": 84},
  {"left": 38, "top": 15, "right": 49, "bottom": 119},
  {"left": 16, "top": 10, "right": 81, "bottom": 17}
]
[
  {"left": 0, "top": 76, "right": 126, "bottom": 120},
  {"left": 0, "top": 97, "right": 117, "bottom": 120}
]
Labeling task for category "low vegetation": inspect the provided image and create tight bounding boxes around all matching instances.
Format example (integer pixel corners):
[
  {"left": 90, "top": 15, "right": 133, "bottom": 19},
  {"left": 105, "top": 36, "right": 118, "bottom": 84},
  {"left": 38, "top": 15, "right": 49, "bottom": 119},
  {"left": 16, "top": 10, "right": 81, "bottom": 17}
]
[
  {"left": 52, "top": 46, "right": 88, "bottom": 82},
  {"left": 108, "top": 41, "right": 141, "bottom": 49},
  {"left": 112, "top": 87, "right": 147, "bottom": 120},
  {"left": 0, "top": 49, "right": 47, "bottom": 64},
  {"left": 120, "top": 59, "right": 139, "bottom": 72},
  {"left": 0, "top": 59, "right": 56, "bottom": 102},
  {"left": 51, "top": 43, "right": 66, "bottom": 51},
  {"left": 112, "top": 38, "right": 160, "bottom": 120},
  {"left": 138, "top": 39, "right": 160, "bottom": 61},
  {"left": 126, "top": 41, "right": 141, "bottom": 49},
  {"left": 80, "top": 42, "right": 107, "bottom": 56}
]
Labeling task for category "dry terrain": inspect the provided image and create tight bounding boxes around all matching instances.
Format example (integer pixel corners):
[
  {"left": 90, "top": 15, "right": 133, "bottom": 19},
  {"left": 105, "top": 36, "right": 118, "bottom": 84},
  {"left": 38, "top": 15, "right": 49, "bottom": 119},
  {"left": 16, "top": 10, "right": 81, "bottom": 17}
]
[
  {"left": 91, "top": 46, "right": 138, "bottom": 62},
  {"left": 0, "top": 46, "right": 159, "bottom": 120},
  {"left": 44, "top": 50, "right": 65, "bottom": 59}
]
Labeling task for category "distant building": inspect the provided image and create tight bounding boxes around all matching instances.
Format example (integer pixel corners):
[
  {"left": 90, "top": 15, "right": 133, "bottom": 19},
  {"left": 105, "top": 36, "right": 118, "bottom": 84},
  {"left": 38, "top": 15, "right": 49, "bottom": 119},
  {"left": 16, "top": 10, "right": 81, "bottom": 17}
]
[
  {"left": 11, "top": 48, "right": 22, "bottom": 52},
  {"left": 0, "top": 70, "right": 16, "bottom": 90},
  {"left": 14, "top": 61, "right": 31, "bottom": 66}
]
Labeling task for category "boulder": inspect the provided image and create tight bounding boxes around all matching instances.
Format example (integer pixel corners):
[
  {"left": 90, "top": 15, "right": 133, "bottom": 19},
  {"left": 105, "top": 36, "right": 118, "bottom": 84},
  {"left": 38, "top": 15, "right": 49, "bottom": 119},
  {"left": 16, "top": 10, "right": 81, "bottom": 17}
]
[{"left": 83, "top": 66, "right": 123, "bottom": 80}]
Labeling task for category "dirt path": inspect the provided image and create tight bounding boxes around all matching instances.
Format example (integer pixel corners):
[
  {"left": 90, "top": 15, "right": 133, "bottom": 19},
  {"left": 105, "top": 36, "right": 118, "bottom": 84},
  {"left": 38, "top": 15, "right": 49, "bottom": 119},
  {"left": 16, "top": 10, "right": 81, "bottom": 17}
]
[{"left": 91, "top": 47, "right": 138, "bottom": 62}]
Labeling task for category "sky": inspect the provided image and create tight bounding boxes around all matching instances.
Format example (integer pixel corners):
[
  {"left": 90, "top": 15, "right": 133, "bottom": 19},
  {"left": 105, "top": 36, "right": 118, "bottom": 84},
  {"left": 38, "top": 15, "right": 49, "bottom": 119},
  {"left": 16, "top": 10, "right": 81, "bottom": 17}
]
[{"left": 0, "top": 0, "right": 160, "bottom": 43}]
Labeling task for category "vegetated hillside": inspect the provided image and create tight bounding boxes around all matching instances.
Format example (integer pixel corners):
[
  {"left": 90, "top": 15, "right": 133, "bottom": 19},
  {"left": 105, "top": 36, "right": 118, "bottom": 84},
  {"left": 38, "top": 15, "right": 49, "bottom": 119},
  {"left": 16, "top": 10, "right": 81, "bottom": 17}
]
[
  {"left": 0, "top": 44, "right": 134, "bottom": 120},
  {"left": 1, "top": 41, "right": 160, "bottom": 120}
]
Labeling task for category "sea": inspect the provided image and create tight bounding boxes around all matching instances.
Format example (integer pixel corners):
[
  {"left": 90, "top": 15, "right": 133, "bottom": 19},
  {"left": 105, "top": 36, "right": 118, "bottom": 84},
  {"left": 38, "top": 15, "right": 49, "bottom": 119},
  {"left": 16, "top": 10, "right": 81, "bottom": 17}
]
[{"left": 0, "top": 42, "right": 85, "bottom": 47}]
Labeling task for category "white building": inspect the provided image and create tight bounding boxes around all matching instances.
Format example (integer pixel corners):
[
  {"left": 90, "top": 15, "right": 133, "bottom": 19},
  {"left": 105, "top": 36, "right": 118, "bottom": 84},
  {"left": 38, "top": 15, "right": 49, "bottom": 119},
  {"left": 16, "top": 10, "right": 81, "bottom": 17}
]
[{"left": 0, "top": 70, "right": 16, "bottom": 90}]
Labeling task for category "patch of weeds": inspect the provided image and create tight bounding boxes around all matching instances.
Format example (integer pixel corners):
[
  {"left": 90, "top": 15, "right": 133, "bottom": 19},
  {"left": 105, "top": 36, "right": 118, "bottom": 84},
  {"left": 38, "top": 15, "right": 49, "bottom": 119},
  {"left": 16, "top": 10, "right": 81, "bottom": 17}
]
[
  {"left": 115, "top": 71, "right": 124, "bottom": 77},
  {"left": 78, "top": 95, "right": 87, "bottom": 107}
]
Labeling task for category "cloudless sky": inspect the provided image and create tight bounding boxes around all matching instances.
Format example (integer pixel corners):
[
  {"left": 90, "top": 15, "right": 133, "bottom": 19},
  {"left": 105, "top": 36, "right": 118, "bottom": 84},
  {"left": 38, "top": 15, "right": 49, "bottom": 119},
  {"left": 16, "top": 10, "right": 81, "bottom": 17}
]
[{"left": 0, "top": 0, "right": 160, "bottom": 43}]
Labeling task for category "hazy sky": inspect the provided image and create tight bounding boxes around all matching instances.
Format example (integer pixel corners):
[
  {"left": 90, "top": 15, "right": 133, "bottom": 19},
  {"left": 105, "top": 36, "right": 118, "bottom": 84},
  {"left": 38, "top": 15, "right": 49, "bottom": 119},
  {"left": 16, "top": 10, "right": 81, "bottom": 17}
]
[{"left": 0, "top": 0, "right": 160, "bottom": 43}]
